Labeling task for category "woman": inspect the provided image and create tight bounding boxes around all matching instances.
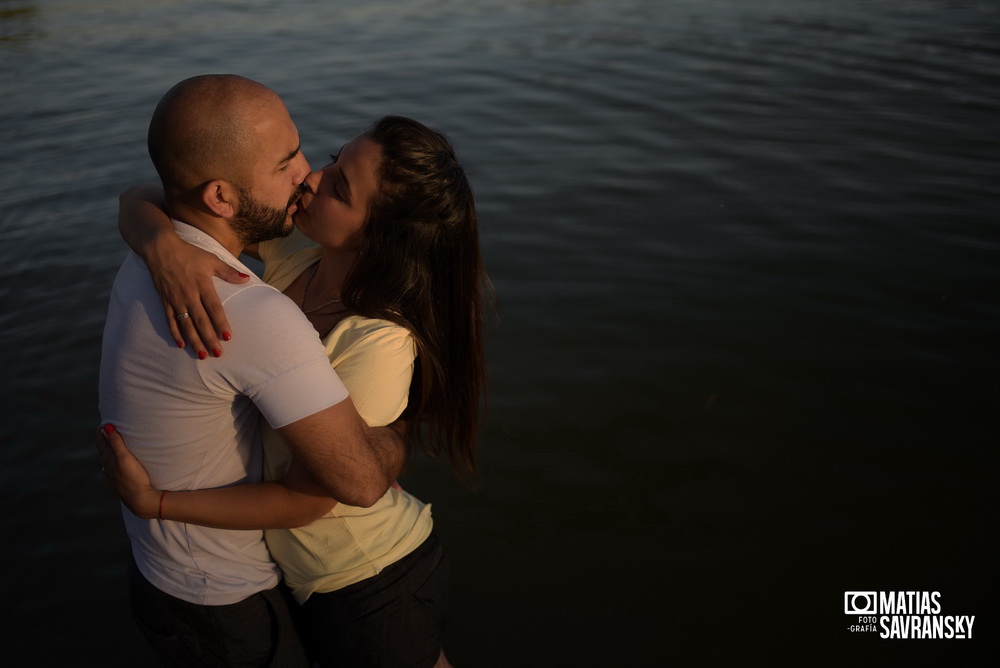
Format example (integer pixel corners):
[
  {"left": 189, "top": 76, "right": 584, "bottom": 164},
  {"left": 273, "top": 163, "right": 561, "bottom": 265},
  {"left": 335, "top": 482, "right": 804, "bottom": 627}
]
[{"left": 100, "top": 116, "right": 490, "bottom": 668}]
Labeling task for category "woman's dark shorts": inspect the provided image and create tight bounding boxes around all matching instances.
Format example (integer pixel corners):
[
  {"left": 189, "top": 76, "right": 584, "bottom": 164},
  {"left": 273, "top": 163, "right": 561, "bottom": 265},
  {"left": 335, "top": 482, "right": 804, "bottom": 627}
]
[{"left": 299, "top": 531, "right": 450, "bottom": 668}]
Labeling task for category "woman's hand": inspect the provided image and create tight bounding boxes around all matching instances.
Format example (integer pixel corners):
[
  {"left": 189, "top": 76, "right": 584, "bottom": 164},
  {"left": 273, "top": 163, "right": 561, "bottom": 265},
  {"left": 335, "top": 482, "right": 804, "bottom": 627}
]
[
  {"left": 119, "top": 184, "right": 250, "bottom": 358},
  {"left": 146, "top": 233, "right": 248, "bottom": 359},
  {"left": 96, "top": 424, "right": 160, "bottom": 520}
]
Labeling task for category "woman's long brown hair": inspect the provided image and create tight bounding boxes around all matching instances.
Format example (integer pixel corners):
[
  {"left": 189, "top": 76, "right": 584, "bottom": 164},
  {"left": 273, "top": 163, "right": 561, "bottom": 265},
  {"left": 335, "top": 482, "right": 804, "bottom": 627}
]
[{"left": 341, "top": 116, "right": 491, "bottom": 483}]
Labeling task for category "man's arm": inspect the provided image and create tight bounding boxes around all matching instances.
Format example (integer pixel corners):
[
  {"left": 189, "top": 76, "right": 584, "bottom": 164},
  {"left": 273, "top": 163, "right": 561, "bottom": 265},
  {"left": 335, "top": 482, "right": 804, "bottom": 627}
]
[{"left": 277, "top": 397, "right": 407, "bottom": 508}]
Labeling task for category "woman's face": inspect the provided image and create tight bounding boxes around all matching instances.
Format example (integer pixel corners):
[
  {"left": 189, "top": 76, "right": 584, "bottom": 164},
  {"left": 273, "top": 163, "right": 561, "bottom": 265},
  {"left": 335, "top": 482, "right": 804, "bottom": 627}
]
[{"left": 294, "top": 134, "right": 381, "bottom": 252}]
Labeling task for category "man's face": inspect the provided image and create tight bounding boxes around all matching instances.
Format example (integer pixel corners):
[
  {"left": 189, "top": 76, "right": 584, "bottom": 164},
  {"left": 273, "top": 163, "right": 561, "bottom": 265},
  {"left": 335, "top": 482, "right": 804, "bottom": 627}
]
[
  {"left": 231, "top": 183, "right": 305, "bottom": 245},
  {"left": 233, "top": 99, "right": 311, "bottom": 244}
]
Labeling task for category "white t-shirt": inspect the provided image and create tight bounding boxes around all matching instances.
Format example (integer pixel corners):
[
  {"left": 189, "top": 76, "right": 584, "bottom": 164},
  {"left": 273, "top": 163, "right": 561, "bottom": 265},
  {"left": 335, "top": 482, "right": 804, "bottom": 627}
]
[{"left": 99, "top": 221, "right": 348, "bottom": 606}]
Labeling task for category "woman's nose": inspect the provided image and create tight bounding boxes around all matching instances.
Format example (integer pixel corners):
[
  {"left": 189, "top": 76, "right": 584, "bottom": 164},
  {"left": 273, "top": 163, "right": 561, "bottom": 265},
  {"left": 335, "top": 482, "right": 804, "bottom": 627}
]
[{"left": 303, "top": 168, "right": 323, "bottom": 193}]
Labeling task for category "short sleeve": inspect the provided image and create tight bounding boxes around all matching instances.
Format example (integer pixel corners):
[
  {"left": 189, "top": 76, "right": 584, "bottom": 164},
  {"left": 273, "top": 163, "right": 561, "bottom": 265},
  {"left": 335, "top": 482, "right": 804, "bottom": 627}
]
[
  {"left": 326, "top": 318, "right": 416, "bottom": 427},
  {"left": 205, "top": 285, "right": 349, "bottom": 429}
]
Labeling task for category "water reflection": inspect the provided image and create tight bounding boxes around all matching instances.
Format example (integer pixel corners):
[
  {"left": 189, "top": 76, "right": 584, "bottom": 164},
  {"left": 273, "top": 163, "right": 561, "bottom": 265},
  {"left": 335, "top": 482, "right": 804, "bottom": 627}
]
[
  {"left": 3, "top": 0, "right": 999, "bottom": 665},
  {"left": 0, "top": 0, "right": 39, "bottom": 45}
]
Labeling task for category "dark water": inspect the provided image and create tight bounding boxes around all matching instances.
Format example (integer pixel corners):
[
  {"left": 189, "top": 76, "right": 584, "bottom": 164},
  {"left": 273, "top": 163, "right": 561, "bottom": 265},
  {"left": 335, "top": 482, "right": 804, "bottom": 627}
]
[{"left": 2, "top": 0, "right": 999, "bottom": 665}]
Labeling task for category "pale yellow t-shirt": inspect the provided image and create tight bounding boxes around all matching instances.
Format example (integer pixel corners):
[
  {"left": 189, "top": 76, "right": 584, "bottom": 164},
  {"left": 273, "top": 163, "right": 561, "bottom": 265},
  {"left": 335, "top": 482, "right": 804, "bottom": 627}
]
[{"left": 256, "top": 229, "right": 433, "bottom": 604}]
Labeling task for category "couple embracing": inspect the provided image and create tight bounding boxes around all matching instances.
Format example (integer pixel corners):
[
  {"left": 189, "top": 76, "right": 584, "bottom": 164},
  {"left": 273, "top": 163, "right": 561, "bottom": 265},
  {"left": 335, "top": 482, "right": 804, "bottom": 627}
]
[{"left": 98, "top": 74, "right": 489, "bottom": 667}]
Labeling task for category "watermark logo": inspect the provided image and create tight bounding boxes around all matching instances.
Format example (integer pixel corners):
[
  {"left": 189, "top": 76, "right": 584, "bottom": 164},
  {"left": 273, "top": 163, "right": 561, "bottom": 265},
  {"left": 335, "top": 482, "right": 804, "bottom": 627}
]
[
  {"left": 844, "top": 591, "right": 878, "bottom": 615},
  {"left": 844, "top": 591, "right": 975, "bottom": 639}
]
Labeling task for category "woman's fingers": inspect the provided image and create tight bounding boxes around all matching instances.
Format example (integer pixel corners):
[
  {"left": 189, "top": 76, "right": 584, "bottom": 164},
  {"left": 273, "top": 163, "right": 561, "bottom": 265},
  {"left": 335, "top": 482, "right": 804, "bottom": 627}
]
[
  {"left": 170, "top": 300, "right": 214, "bottom": 360},
  {"left": 165, "top": 305, "right": 186, "bottom": 350},
  {"left": 202, "top": 260, "right": 250, "bottom": 350},
  {"left": 96, "top": 424, "right": 158, "bottom": 519},
  {"left": 216, "top": 262, "right": 251, "bottom": 286},
  {"left": 97, "top": 423, "right": 130, "bottom": 475},
  {"left": 151, "top": 249, "right": 247, "bottom": 359},
  {"left": 96, "top": 425, "right": 117, "bottom": 481},
  {"left": 169, "top": 259, "right": 247, "bottom": 359}
]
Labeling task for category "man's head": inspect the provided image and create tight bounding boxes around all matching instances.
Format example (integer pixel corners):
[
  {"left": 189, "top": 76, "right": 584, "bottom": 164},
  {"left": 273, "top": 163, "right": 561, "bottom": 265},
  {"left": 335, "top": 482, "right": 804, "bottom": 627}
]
[{"left": 147, "top": 74, "right": 310, "bottom": 248}]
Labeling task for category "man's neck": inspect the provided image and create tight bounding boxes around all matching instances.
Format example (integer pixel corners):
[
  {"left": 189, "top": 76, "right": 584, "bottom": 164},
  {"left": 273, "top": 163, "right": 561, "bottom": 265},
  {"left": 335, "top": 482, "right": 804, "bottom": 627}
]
[{"left": 165, "top": 201, "right": 245, "bottom": 257}]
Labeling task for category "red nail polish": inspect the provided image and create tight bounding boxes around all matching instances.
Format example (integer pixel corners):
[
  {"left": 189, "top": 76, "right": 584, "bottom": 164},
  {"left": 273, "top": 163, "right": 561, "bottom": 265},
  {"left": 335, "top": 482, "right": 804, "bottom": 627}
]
[
  {"left": 103, "top": 423, "right": 116, "bottom": 435},
  {"left": 213, "top": 349, "right": 223, "bottom": 358},
  {"left": 177, "top": 341, "right": 185, "bottom": 349},
  {"left": 238, "top": 272, "right": 249, "bottom": 278},
  {"left": 222, "top": 331, "right": 232, "bottom": 341},
  {"left": 198, "top": 350, "right": 208, "bottom": 360}
]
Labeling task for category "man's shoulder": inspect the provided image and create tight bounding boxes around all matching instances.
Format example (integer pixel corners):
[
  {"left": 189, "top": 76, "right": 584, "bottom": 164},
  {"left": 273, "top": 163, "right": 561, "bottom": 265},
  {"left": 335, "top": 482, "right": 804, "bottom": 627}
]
[
  {"left": 217, "top": 277, "right": 284, "bottom": 306},
  {"left": 222, "top": 282, "right": 310, "bottom": 329},
  {"left": 220, "top": 283, "right": 321, "bottom": 353}
]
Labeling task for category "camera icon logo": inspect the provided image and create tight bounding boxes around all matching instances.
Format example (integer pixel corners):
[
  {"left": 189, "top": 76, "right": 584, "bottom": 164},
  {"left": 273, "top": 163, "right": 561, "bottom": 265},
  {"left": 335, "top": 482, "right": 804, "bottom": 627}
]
[{"left": 844, "top": 591, "right": 877, "bottom": 615}]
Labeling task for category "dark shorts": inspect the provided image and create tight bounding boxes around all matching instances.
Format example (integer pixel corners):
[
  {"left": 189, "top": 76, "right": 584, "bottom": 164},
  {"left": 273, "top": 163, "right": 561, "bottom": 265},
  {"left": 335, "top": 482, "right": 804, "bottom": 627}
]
[
  {"left": 299, "top": 532, "right": 450, "bottom": 668},
  {"left": 128, "top": 558, "right": 308, "bottom": 667}
]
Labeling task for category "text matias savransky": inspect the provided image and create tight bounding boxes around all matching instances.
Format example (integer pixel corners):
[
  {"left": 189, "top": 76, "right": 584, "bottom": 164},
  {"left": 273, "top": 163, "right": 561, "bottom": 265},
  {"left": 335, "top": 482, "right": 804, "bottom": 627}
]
[{"left": 844, "top": 591, "right": 975, "bottom": 639}]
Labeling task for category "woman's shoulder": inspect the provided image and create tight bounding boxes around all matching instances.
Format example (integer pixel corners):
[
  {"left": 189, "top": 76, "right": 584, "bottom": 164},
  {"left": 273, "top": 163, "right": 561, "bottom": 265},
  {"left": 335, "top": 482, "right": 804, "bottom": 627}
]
[
  {"left": 329, "top": 315, "right": 413, "bottom": 344},
  {"left": 325, "top": 315, "right": 415, "bottom": 359}
]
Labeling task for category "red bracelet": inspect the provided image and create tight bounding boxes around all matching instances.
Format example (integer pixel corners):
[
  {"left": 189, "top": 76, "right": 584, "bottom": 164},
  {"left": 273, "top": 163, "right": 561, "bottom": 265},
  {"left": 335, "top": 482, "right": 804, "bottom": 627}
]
[{"left": 158, "top": 490, "right": 168, "bottom": 521}]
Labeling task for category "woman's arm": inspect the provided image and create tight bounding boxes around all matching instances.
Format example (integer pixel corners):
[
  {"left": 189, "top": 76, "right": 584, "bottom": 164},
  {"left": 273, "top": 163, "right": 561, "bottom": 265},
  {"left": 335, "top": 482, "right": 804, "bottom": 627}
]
[
  {"left": 119, "top": 185, "right": 249, "bottom": 358},
  {"left": 94, "top": 325, "right": 415, "bottom": 529},
  {"left": 97, "top": 424, "right": 336, "bottom": 529}
]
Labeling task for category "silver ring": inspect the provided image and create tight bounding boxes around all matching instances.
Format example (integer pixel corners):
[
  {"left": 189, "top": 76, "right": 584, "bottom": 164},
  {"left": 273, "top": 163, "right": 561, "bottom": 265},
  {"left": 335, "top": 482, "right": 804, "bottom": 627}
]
[{"left": 175, "top": 312, "right": 191, "bottom": 321}]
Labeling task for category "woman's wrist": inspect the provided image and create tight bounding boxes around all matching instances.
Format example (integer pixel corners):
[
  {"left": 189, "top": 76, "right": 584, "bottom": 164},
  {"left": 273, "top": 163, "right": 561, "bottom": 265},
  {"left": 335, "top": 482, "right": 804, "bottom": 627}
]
[
  {"left": 142, "top": 224, "right": 183, "bottom": 269},
  {"left": 131, "top": 487, "right": 165, "bottom": 520}
]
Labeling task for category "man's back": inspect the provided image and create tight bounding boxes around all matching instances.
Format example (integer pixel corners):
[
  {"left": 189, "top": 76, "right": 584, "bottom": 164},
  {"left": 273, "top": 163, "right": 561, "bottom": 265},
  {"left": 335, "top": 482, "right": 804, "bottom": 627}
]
[{"left": 99, "top": 222, "right": 347, "bottom": 606}]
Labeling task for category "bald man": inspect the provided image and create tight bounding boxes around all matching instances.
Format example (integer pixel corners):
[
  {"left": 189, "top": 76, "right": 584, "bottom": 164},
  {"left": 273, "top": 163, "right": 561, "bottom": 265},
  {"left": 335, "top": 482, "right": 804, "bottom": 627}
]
[{"left": 99, "top": 75, "right": 404, "bottom": 667}]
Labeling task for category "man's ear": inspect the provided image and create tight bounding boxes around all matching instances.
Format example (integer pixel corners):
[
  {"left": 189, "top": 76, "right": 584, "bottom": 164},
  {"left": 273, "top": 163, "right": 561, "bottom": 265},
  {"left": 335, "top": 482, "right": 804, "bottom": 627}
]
[{"left": 199, "top": 180, "right": 239, "bottom": 218}]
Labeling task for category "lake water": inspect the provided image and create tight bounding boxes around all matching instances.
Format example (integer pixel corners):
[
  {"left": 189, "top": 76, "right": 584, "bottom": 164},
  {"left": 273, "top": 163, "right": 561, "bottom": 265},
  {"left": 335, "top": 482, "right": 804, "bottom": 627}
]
[{"left": 2, "top": 0, "right": 998, "bottom": 665}]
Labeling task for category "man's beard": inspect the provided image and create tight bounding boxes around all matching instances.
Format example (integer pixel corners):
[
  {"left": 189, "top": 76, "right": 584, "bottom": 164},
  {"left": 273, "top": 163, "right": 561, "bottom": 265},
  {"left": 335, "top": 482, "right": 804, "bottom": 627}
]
[{"left": 232, "top": 185, "right": 303, "bottom": 245}]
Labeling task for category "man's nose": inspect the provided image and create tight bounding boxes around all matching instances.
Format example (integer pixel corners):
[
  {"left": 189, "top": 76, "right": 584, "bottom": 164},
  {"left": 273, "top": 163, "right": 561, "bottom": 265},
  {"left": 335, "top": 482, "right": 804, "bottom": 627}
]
[{"left": 293, "top": 153, "right": 311, "bottom": 183}]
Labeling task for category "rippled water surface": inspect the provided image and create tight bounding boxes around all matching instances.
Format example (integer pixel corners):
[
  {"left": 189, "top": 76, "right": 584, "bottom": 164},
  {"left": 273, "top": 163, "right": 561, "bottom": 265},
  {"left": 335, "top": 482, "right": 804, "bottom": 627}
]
[{"left": 2, "top": 0, "right": 999, "bottom": 665}]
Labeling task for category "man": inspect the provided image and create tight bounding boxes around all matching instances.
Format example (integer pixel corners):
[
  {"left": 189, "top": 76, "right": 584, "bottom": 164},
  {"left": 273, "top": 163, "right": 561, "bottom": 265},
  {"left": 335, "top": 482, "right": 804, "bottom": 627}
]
[{"left": 98, "top": 75, "right": 403, "bottom": 666}]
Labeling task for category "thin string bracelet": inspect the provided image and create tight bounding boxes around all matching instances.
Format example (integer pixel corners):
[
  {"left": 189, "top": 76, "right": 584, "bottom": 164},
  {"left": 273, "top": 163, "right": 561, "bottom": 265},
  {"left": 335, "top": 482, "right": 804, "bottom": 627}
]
[{"left": 158, "top": 490, "right": 168, "bottom": 521}]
